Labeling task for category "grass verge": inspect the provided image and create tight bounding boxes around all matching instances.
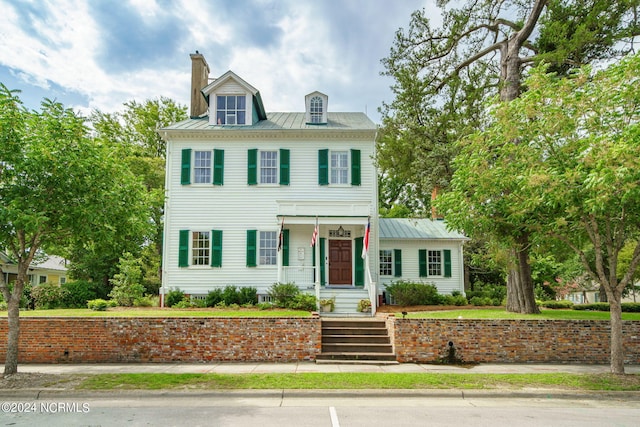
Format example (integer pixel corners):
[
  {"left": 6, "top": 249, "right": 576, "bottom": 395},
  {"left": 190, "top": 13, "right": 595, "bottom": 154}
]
[{"left": 76, "top": 372, "right": 640, "bottom": 392}]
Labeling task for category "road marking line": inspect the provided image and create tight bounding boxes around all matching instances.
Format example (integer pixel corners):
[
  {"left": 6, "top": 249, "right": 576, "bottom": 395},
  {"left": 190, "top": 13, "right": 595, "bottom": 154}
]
[{"left": 329, "top": 406, "right": 340, "bottom": 427}]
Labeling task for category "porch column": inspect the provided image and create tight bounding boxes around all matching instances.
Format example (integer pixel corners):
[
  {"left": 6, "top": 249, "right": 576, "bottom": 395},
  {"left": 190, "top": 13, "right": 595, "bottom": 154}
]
[{"left": 314, "top": 218, "right": 320, "bottom": 308}]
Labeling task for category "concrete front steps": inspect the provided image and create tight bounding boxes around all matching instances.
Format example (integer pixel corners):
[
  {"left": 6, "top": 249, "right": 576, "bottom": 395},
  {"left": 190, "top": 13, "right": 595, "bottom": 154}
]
[
  {"left": 316, "top": 318, "right": 397, "bottom": 364},
  {"left": 319, "top": 287, "right": 370, "bottom": 314}
]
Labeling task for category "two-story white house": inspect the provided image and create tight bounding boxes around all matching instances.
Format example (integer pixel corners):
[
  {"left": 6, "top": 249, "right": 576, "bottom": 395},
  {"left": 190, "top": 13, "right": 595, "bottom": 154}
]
[{"left": 160, "top": 53, "right": 466, "bottom": 314}]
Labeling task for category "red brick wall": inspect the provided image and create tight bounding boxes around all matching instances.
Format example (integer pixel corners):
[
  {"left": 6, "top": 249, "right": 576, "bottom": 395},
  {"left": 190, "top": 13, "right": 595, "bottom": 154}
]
[
  {"left": 392, "top": 318, "right": 640, "bottom": 364},
  {"left": 0, "top": 317, "right": 322, "bottom": 363}
]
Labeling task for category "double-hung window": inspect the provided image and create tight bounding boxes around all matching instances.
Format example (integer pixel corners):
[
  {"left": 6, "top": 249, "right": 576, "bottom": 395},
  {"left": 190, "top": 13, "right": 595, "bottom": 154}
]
[
  {"left": 379, "top": 250, "right": 392, "bottom": 276},
  {"left": 192, "top": 231, "right": 210, "bottom": 265},
  {"left": 330, "top": 151, "right": 349, "bottom": 184},
  {"left": 194, "top": 151, "right": 211, "bottom": 184},
  {"left": 216, "top": 95, "right": 246, "bottom": 125},
  {"left": 260, "top": 151, "right": 278, "bottom": 184},
  {"left": 419, "top": 249, "right": 452, "bottom": 278},
  {"left": 259, "top": 231, "right": 277, "bottom": 265},
  {"left": 310, "top": 96, "right": 323, "bottom": 123},
  {"left": 428, "top": 250, "right": 442, "bottom": 276}
]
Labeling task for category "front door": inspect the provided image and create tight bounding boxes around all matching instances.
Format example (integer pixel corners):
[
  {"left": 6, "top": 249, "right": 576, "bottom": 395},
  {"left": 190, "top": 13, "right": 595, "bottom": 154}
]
[{"left": 329, "top": 240, "right": 352, "bottom": 285}]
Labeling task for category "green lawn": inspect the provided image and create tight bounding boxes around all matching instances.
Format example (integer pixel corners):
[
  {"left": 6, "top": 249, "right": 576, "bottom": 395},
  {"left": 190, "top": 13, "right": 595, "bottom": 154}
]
[
  {"left": 0, "top": 308, "right": 312, "bottom": 317},
  {"left": 400, "top": 308, "right": 640, "bottom": 321},
  {"left": 76, "top": 372, "right": 640, "bottom": 391}
]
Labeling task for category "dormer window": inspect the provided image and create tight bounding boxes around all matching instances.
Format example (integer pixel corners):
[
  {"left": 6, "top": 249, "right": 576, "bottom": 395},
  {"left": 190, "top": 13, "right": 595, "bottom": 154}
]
[
  {"left": 310, "top": 96, "right": 323, "bottom": 123},
  {"left": 305, "top": 91, "right": 328, "bottom": 124},
  {"left": 216, "top": 95, "right": 246, "bottom": 125}
]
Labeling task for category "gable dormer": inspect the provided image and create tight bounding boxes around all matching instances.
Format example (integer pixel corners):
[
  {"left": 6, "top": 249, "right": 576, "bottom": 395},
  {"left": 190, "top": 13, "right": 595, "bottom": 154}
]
[
  {"left": 305, "top": 91, "right": 328, "bottom": 125},
  {"left": 201, "top": 71, "right": 267, "bottom": 126}
]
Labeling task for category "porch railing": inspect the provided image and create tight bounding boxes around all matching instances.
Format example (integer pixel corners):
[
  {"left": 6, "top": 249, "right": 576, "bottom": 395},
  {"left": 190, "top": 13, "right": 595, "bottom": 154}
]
[{"left": 282, "top": 266, "right": 315, "bottom": 288}]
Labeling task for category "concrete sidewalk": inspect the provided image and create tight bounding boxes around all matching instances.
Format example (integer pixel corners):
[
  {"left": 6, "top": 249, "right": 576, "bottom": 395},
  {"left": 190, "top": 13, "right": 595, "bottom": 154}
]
[{"left": 16, "top": 362, "right": 640, "bottom": 375}]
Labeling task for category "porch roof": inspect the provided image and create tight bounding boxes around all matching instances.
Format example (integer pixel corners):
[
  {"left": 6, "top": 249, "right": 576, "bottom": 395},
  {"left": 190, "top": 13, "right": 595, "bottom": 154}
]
[{"left": 379, "top": 218, "right": 468, "bottom": 241}]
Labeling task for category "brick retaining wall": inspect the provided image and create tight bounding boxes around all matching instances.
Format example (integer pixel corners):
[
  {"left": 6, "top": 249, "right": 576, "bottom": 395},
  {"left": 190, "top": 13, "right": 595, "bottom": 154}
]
[
  {"left": 391, "top": 318, "right": 640, "bottom": 364},
  {"left": 2, "top": 316, "right": 640, "bottom": 364},
  {"left": 0, "top": 317, "right": 322, "bottom": 363}
]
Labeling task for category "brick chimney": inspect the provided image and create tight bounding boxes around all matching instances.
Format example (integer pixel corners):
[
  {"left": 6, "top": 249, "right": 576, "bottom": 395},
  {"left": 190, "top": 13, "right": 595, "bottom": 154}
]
[{"left": 190, "top": 52, "right": 210, "bottom": 118}]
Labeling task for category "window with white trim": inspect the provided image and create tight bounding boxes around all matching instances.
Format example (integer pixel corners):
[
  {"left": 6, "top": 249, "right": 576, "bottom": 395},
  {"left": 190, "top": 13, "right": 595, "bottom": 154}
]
[
  {"left": 259, "top": 231, "right": 277, "bottom": 265},
  {"left": 216, "top": 95, "right": 246, "bottom": 125},
  {"left": 379, "top": 250, "right": 392, "bottom": 276},
  {"left": 428, "top": 250, "right": 442, "bottom": 276},
  {"left": 330, "top": 151, "right": 349, "bottom": 184},
  {"left": 260, "top": 151, "right": 278, "bottom": 184},
  {"left": 192, "top": 231, "right": 210, "bottom": 265},
  {"left": 194, "top": 151, "right": 211, "bottom": 183},
  {"left": 310, "top": 96, "right": 323, "bottom": 123}
]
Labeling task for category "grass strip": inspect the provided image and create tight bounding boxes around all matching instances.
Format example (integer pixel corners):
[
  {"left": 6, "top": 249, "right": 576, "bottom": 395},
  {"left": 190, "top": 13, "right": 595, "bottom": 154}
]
[
  {"left": 403, "top": 309, "right": 640, "bottom": 321},
  {"left": 76, "top": 372, "right": 640, "bottom": 392},
  {"left": 6, "top": 309, "right": 312, "bottom": 317}
]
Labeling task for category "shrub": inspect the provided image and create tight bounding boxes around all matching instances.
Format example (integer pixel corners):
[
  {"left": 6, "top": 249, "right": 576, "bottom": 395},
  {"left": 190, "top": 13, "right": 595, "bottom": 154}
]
[
  {"left": 165, "top": 288, "right": 186, "bottom": 307},
  {"left": 574, "top": 303, "right": 610, "bottom": 311},
  {"left": 442, "top": 294, "right": 468, "bottom": 306},
  {"left": 222, "top": 285, "right": 240, "bottom": 305},
  {"left": 61, "top": 280, "right": 100, "bottom": 308},
  {"left": 205, "top": 289, "right": 224, "bottom": 307},
  {"left": 108, "top": 253, "right": 145, "bottom": 306},
  {"left": 87, "top": 299, "right": 108, "bottom": 311},
  {"left": 466, "top": 282, "right": 506, "bottom": 305},
  {"left": 267, "top": 282, "right": 300, "bottom": 308},
  {"left": 133, "top": 296, "right": 155, "bottom": 307},
  {"left": 469, "top": 296, "right": 492, "bottom": 306},
  {"left": 540, "top": 300, "right": 574, "bottom": 309},
  {"left": 622, "top": 303, "right": 640, "bottom": 312},
  {"left": 286, "top": 293, "right": 317, "bottom": 311},
  {"left": 30, "top": 282, "right": 68, "bottom": 309},
  {"left": 385, "top": 281, "right": 442, "bottom": 306},
  {"left": 238, "top": 286, "right": 258, "bottom": 306},
  {"left": 173, "top": 299, "right": 193, "bottom": 309}
]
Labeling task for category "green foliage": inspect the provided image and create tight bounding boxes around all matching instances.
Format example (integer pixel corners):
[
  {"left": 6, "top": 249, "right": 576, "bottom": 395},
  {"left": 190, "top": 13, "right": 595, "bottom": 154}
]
[
  {"left": 442, "top": 294, "right": 468, "bottom": 306},
  {"left": 205, "top": 289, "right": 224, "bottom": 307},
  {"left": 30, "top": 283, "right": 67, "bottom": 310},
  {"left": 165, "top": 288, "right": 186, "bottom": 308},
  {"left": 61, "top": 280, "right": 100, "bottom": 308},
  {"left": 267, "top": 282, "right": 300, "bottom": 308},
  {"left": 465, "top": 282, "right": 506, "bottom": 306},
  {"left": 357, "top": 299, "right": 372, "bottom": 312},
  {"left": 540, "top": 300, "right": 574, "bottom": 309},
  {"left": 108, "top": 253, "right": 146, "bottom": 307},
  {"left": 285, "top": 293, "right": 317, "bottom": 311},
  {"left": 573, "top": 303, "right": 611, "bottom": 312},
  {"left": 87, "top": 299, "right": 109, "bottom": 311},
  {"left": 221, "top": 285, "right": 240, "bottom": 306},
  {"left": 622, "top": 303, "right": 640, "bottom": 313},
  {"left": 238, "top": 287, "right": 258, "bottom": 306},
  {"left": 386, "top": 281, "right": 442, "bottom": 306},
  {"left": 133, "top": 296, "right": 156, "bottom": 307}
]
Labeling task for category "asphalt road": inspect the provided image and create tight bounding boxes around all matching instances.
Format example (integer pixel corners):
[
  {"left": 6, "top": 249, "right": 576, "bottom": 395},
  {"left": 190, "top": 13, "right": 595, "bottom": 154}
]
[{"left": 2, "top": 391, "right": 639, "bottom": 427}]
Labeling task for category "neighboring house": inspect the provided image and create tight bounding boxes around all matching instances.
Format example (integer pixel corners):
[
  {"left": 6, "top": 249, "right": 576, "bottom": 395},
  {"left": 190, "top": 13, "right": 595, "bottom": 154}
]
[
  {"left": 159, "top": 53, "right": 466, "bottom": 314},
  {"left": 0, "top": 251, "right": 68, "bottom": 286}
]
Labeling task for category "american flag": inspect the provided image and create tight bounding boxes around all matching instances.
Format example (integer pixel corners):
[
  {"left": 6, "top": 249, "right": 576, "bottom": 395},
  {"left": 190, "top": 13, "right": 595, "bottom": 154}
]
[
  {"left": 310, "top": 218, "right": 318, "bottom": 247},
  {"left": 361, "top": 218, "right": 370, "bottom": 259},
  {"left": 277, "top": 217, "right": 284, "bottom": 252}
]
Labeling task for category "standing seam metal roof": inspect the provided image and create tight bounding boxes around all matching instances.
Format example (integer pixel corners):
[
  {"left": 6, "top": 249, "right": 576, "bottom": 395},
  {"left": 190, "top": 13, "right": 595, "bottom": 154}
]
[
  {"left": 162, "top": 112, "right": 376, "bottom": 131},
  {"left": 379, "top": 218, "right": 468, "bottom": 240}
]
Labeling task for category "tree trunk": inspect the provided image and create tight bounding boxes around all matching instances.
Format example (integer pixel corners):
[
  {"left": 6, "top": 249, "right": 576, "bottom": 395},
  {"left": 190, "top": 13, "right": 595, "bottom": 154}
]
[
  {"left": 608, "top": 292, "right": 625, "bottom": 374},
  {"left": 505, "top": 234, "right": 540, "bottom": 314},
  {"left": 3, "top": 296, "right": 20, "bottom": 376}
]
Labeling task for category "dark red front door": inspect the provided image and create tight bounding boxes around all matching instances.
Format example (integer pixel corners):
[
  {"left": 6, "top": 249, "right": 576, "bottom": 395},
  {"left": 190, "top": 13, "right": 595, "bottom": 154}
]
[{"left": 329, "top": 240, "right": 352, "bottom": 285}]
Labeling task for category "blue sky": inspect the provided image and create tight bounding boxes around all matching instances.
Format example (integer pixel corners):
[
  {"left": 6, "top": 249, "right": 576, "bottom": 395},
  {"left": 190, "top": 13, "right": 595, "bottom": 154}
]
[{"left": 0, "top": 0, "right": 438, "bottom": 123}]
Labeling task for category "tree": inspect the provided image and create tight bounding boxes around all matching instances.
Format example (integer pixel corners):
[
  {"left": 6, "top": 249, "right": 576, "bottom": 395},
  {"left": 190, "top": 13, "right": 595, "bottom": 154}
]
[
  {"left": 378, "top": 0, "right": 639, "bottom": 313},
  {"left": 0, "top": 85, "right": 150, "bottom": 376},
  {"left": 438, "top": 54, "right": 640, "bottom": 373},
  {"left": 68, "top": 98, "right": 187, "bottom": 287}
]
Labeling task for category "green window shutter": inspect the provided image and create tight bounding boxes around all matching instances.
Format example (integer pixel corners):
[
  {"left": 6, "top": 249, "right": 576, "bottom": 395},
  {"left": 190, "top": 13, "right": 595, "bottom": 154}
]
[
  {"left": 280, "top": 148, "right": 290, "bottom": 185},
  {"left": 318, "top": 149, "right": 329, "bottom": 186},
  {"left": 181, "top": 149, "right": 191, "bottom": 185},
  {"left": 282, "top": 229, "right": 290, "bottom": 266},
  {"left": 355, "top": 237, "right": 364, "bottom": 287},
  {"left": 247, "top": 149, "right": 258, "bottom": 185},
  {"left": 211, "top": 230, "right": 222, "bottom": 267},
  {"left": 394, "top": 249, "right": 402, "bottom": 277},
  {"left": 444, "top": 249, "right": 452, "bottom": 278},
  {"left": 213, "top": 149, "right": 224, "bottom": 185},
  {"left": 350, "top": 149, "right": 361, "bottom": 186},
  {"left": 419, "top": 249, "right": 428, "bottom": 277},
  {"left": 320, "top": 238, "right": 326, "bottom": 285},
  {"left": 178, "top": 230, "right": 189, "bottom": 267},
  {"left": 246, "top": 230, "right": 257, "bottom": 267}
]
